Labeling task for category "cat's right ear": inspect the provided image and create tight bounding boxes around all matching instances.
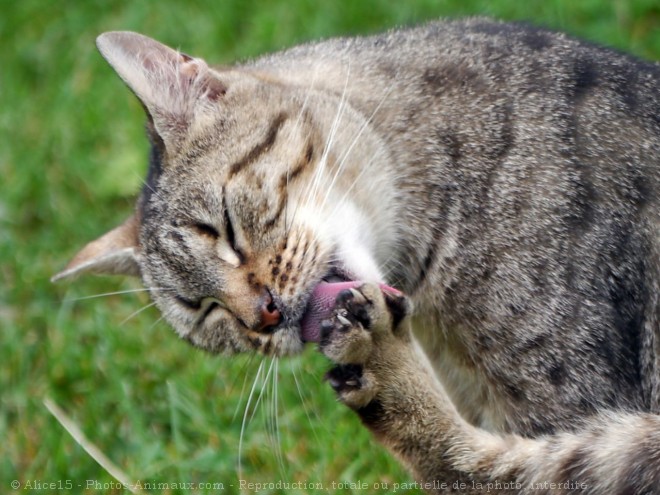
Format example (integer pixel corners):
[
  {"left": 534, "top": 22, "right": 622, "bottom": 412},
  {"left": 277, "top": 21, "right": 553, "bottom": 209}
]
[
  {"left": 95, "top": 31, "right": 226, "bottom": 150},
  {"left": 51, "top": 215, "right": 140, "bottom": 282}
]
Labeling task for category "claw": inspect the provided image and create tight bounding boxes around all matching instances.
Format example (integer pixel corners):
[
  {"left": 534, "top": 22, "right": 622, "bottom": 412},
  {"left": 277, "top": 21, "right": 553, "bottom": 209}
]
[
  {"left": 337, "top": 314, "right": 351, "bottom": 326},
  {"left": 349, "top": 288, "right": 362, "bottom": 299}
]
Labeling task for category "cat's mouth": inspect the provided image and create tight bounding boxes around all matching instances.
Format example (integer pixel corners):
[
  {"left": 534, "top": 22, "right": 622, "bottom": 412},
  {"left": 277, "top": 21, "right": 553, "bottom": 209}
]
[
  {"left": 321, "top": 269, "right": 352, "bottom": 285},
  {"left": 299, "top": 267, "right": 356, "bottom": 343}
]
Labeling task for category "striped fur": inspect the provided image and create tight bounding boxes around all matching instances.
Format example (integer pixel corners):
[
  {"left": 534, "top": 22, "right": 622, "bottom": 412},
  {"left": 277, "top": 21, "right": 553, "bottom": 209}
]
[{"left": 57, "top": 20, "right": 659, "bottom": 493}]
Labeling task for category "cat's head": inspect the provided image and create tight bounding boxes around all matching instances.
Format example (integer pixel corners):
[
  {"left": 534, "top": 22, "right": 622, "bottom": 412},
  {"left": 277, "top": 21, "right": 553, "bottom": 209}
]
[{"left": 54, "top": 32, "right": 398, "bottom": 356}]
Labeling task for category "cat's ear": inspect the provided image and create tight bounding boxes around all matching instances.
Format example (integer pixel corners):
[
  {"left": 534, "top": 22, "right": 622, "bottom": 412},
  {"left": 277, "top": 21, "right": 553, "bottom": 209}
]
[
  {"left": 52, "top": 215, "right": 140, "bottom": 282},
  {"left": 96, "top": 31, "right": 226, "bottom": 149}
]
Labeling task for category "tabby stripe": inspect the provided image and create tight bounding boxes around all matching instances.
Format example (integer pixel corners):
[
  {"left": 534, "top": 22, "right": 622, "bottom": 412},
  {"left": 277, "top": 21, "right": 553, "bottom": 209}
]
[
  {"left": 278, "top": 139, "right": 314, "bottom": 191},
  {"left": 291, "top": 140, "right": 315, "bottom": 180},
  {"left": 409, "top": 241, "right": 439, "bottom": 294},
  {"left": 228, "top": 112, "right": 287, "bottom": 178},
  {"left": 263, "top": 196, "right": 286, "bottom": 230},
  {"left": 262, "top": 140, "right": 315, "bottom": 230},
  {"left": 618, "top": 417, "right": 660, "bottom": 493}
]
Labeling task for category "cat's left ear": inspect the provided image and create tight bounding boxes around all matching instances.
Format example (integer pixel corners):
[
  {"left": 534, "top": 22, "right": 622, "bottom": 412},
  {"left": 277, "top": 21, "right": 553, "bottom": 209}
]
[
  {"left": 52, "top": 215, "right": 140, "bottom": 282},
  {"left": 95, "top": 31, "right": 226, "bottom": 151}
]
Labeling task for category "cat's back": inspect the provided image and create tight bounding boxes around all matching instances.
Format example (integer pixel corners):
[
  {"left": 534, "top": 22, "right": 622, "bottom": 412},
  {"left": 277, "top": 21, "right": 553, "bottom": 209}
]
[
  {"left": 253, "top": 17, "right": 660, "bottom": 108},
  {"left": 251, "top": 18, "right": 660, "bottom": 197}
]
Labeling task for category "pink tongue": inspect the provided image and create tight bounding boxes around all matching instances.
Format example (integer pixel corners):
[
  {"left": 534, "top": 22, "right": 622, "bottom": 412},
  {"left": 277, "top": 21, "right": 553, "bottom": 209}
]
[{"left": 300, "top": 281, "right": 400, "bottom": 343}]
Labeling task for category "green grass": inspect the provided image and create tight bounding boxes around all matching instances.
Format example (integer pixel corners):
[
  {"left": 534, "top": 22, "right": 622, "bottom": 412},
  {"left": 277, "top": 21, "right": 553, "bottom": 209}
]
[{"left": 2, "top": 1, "right": 658, "bottom": 494}]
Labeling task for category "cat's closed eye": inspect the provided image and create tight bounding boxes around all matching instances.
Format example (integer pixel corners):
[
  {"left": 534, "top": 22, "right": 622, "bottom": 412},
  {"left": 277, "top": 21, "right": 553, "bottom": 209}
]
[
  {"left": 187, "top": 209, "right": 243, "bottom": 267},
  {"left": 191, "top": 222, "right": 220, "bottom": 240},
  {"left": 223, "top": 207, "right": 239, "bottom": 258}
]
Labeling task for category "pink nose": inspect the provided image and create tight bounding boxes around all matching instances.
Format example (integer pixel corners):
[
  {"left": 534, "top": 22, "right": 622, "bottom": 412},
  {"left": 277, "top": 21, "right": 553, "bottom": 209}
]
[{"left": 259, "top": 293, "right": 281, "bottom": 332}]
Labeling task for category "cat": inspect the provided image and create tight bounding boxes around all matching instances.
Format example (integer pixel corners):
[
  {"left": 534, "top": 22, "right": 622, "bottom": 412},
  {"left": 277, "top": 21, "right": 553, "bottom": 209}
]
[{"left": 54, "top": 18, "right": 660, "bottom": 493}]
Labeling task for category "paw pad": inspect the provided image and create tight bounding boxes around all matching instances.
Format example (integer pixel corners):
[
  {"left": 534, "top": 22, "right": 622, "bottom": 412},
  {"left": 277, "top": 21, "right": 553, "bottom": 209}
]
[{"left": 325, "top": 364, "right": 364, "bottom": 393}]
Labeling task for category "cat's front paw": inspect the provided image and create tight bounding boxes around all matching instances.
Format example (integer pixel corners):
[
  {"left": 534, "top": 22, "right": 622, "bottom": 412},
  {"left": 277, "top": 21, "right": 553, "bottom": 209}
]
[{"left": 319, "top": 283, "right": 410, "bottom": 409}]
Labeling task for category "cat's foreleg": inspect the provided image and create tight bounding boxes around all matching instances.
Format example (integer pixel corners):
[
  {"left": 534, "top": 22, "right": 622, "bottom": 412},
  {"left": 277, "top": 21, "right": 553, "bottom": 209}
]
[
  {"left": 318, "top": 283, "right": 493, "bottom": 492},
  {"left": 318, "top": 283, "right": 660, "bottom": 494}
]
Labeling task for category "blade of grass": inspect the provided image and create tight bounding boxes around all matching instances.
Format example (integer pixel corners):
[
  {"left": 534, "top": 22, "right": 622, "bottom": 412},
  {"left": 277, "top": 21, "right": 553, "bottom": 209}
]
[{"left": 43, "top": 397, "right": 141, "bottom": 494}]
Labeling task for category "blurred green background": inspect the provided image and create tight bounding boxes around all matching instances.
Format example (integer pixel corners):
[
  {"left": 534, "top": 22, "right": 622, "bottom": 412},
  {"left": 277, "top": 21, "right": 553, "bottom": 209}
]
[{"left": 2, "top": 1, "right": 658, "bottom": 494}]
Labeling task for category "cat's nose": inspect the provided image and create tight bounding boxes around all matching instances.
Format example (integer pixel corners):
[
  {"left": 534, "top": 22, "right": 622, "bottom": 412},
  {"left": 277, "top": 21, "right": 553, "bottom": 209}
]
[{"left": 258, "top": 290, "right": 281, "bottom": 332}]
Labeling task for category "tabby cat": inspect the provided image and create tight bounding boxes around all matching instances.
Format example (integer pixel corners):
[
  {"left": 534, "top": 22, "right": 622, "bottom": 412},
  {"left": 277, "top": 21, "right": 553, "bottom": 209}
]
[{"left": 55, "top": 19, "right": 660, "bottom": 493}]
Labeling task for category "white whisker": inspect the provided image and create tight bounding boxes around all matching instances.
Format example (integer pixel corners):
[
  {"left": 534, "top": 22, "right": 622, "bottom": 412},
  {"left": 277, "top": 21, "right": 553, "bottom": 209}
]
[
  {"left": 287, "top": 74, "right": 397, "bottom": 269},
  {"left": 292, "top": 362, "right": 322, "bottom": 442},
  {"left": 64, "top": 287, "right": 172, "bottom": 302},
  {"left": 303, "top": 59, "right": 351, "bottom": 213},
  {"left": 325, "top": 151, "right": 378, "bottom": 221},
  {"left": 286, "top": 64, "right": 321, "bottom": 235},
  {"left": 231, "top": 355, "right": 259, "bottom": 422},
  {"left": 119, "top": 302, "right": 158, "bottom": 325},
  {"left": 148, "top": 315, "right": 165, "bottom": 331},
  {"left": 238, "top": 359, "right": 265, "bottom": 479},
  {"left": 249, "top": 357, "right": 276, "bottom": 425},
  {"left": 272, "top": 358, "right": 286, "bottom": 476},
  {"left": 318, "top": 85, "right": 395, "bottom": 213}
]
